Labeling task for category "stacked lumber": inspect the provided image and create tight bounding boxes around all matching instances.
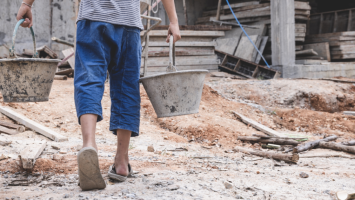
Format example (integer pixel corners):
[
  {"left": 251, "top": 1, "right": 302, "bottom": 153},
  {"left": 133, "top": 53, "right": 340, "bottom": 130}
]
[
  {"left": 305, "top": 32, "right": 355, "bottom": 60},
  {"left": 197, "top": 1, "right": 311, "bottom": 65},
  {"left": 141, "top": 29, "right": 224, "bottom": 76}
]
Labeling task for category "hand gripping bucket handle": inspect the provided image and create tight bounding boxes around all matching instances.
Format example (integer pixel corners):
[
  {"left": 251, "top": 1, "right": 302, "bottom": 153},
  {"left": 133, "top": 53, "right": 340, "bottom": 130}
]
[
  {"left": 9, "top": 19, "right": 39, "bottom": 58},
  {"left": 166, "top": 35, "right": 177, "bottom": 72}
]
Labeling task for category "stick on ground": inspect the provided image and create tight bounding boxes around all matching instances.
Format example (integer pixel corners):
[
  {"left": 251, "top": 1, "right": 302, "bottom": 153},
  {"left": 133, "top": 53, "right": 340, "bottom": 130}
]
[
  {"left": 0, "top": 106, "right": 68, "bottom": 142},
  {"left": 342, "top": 140, "right": 355, "bottom": 146},
  {"left": 318, "top": 142, "right": 355, "bottom": 155},
  {"left": 291, "top": 135, "right": 338, "bottom": 153},
  {"left": 238, "top": 136, "right": 300, "bottom": 146},
  {"left": 234, "top": 146, "right": 299, "bottom": 163}
]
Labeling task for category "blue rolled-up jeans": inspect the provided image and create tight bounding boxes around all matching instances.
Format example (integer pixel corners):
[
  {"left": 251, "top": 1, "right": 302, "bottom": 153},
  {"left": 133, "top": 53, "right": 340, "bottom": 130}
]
[{"left": 74, "top": 20, "right": 141, "bottom": 137}]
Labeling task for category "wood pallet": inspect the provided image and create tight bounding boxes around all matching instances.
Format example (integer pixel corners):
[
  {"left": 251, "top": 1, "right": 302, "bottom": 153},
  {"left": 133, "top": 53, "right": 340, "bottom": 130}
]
[
  {"left": 308, "top": 8, "right": 355, "bottom": 35},
  {"left": 215, "top": 50, "right": 280, "bottom": 80}
]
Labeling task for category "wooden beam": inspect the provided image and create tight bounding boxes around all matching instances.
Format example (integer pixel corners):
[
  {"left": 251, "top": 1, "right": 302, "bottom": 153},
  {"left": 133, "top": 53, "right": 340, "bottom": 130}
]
[
  {"left": 20, "top": 141, "right": 47, "bottom": 169},
  {"left": 319, "top": 142, "right": 355, "bottom": 154},
  {"left": 0, "top": 120, "right": 25, "bottom": 132},
  {"left": 237, "top": 136, "right": 300, "bottom": 146},
  {"left": 232, "top": 112, "right": 284, "bottom": 137},
  {"left": 216, "top": 0, "right": 222, "bottom": 21},
  {"left": 183, "top": 0, "right": 188, "bottom": 25},
  {"left": 234, "top": 146, "right": 299, "bottom": 163},
  {"left": 141, "top": 30, "right": 225, "bottom": 37},
  {"left": 0, "top": 125, "right": 18, "bottom": 135},
  {"left": 0, "top": 106, "right": 68, "bottom": 142}
]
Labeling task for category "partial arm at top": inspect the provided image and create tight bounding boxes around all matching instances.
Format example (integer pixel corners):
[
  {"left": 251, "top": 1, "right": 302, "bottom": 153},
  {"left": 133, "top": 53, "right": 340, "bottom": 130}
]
[
  {"left": 161, "top": 0, "right": 181, "bottom": 43},
  {"left": 16, "top": 0, "right": 35, "bottom": 28}
]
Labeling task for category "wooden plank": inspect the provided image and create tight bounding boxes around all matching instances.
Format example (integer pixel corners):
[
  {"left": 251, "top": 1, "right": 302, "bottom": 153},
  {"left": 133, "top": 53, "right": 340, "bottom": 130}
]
[
  {"left": 20, "top": 141, "right": 47, "bottom": 169},
  {"left": 304, "top": 43, "right": 331, "bottom": 61},
  {"left": 215, "top": 37, "right": 241, "bottom": 55},
  {"left": 147, "top": 47, "right": 214, "bottom": 57},
  {"left": 0, "top": 106, "right": 68, "bottom": 142},
  {"left": 251, "top": 36, "right": 263, "bottom": 62},
  {"left": 145, "top": 41, "right": 216, "bottom": 47},
  {"left": 54, "top": 75, "right": 68, "bottom": 80},
  {"left": 216, "top": 0, "right": 222, "bottom": 21},
  {"left": 62, "top": 48, "right": 75, "bottom": 69},
  {"left": 344, "top": 111, "right": 355, "bottom": 116},
  {"left": 143, "top": 25, "right": 232, "bottom": 31},
  {"left": 234, "top": 35, "right": 260, "bottom": 62},
  {"left": 141, "top": 55, "right": 220, "bottom": 67},
  {"left": 183, "top": 0, "right": 188, "bottom": 25},
  {"left": 296, "top": 49, "right": 318, "bottom": 56},
  {"left": 348, "top": 10, "right": 352, "bottom": 31},
  {"left": 332, "top": 53, "right": 355, "bottom": 59},
  {"left": 233, "top": 112, "right": 285, "bottom": 137},
  {"left": 294, "top": 1, "right": 311, "bottom": 10},
  {"left": 255, "top": 36, "right": 269, "bottom": 63},
  {"left": 145, "top": 65, "right": 218, "bottom": 72},
  {"left": 307, "top": 31, "right": 355, "bottom": 37},
  {"left": 209, "top": 10, "right": 271, "bottom": 22},
  {"left": 0, "top": 125, "right": 18, "bottom": 135},
  {"left": 0, "top": 120, "right": 25, "bottom": 132},
  {"left": 220, "top": 1, "right": 259, "bottom": 10},
  {"left": 140, "top": 30, "right": 225, "bottom": 37}
]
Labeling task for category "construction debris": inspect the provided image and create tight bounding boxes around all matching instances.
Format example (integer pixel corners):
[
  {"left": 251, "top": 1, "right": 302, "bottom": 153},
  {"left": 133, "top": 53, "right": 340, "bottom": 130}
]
[
  {"left": 0, "top": 120, "right": 25, "bottom": 132},
  {"left": 233, "top": 146, "right": 299, "bottom": 163},
  {"left": 20, "top": 141, "right": 47, "bottom": 169},
  {"left": 54, "top": 75, "right": 68, "bottom": 80},
  {"left": 237, "top": 136, "right": 300, "bottom": 146},
  {"left": 233, "top": 112, "right": 284, "bottom": 137},
  {"left": 318, "top": 142, "right": 355, "bottom": 155},
  {"left": 0, "top": 125, "right": 19, "bottom": 135},
  {"left": 342, "top": 141, "right": 355, "bottom": 146},
  {"left": 291, "top": 135, "right": 338, "bottom": 153},
  {"left": 0, "top": 106, "right": 68, "bottom": 142}
]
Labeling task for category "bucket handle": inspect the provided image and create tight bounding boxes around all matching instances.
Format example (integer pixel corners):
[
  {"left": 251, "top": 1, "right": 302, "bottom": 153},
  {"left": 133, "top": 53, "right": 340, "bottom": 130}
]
[
  {"left": 166, "top": 35, "right": 177, "bottom": 72},
  {"left": 9, "top": 19, "right": 39, "bottom": 58}
]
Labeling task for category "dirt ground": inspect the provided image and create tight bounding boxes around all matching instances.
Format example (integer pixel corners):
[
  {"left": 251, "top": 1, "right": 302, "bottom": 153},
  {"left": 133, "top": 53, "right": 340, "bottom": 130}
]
[{"left": 0, "top": 76, "right": 355, "bottom": 200}]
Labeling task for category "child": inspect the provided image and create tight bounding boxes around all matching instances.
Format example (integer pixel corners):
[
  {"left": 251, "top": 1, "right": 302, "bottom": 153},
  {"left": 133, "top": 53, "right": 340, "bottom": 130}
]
[{"left": 17, "top": 0, "right": 181, "bottom": 190}]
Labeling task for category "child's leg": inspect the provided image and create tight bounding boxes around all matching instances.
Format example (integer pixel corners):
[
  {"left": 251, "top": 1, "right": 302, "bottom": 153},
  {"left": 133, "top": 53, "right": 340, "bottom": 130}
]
[
  {"left": 114, "top": 129, "right": 131, "bottom": 176},
  {"left": 81, "top": 114, "right": 98, "bottom": 151},
  {"left": 74, "top": 20, "right": 110, "bottom": 190}
]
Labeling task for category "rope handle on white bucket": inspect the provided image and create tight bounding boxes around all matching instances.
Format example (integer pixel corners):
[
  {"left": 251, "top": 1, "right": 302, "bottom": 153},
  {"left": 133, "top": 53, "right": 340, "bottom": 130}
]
[
  {"left": 9, "top": 19, "right": 39, "bottom": 58},
  {"left": 166, "top": 35, "right": 177, "bottom": 72}
]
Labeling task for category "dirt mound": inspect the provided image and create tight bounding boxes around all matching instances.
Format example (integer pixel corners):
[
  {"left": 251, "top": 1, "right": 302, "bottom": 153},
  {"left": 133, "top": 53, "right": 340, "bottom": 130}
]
[
  {"left": 141, "top": 85, "right": 276, "bottom": 148},
  {"left": 209, "top": 79, "right": 355, "bottom": 113},
  {"left": 274, "top": 108, "right": 355, "bottom": 139}
]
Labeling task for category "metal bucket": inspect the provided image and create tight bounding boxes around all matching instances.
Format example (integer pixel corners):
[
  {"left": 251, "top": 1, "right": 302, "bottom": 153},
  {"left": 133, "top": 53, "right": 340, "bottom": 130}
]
[
  {"left": 140, "top": 36, "right": 208, "bottom": 118},
  {"left": 0, "top": 19, "right": 60, "bottom": 102}
]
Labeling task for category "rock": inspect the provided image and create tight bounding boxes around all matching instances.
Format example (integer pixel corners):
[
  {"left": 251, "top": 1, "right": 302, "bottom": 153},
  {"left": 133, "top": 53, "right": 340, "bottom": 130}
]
[
  {"left": 235, "top": 195, "right": 244, "bottom": 199},
  {"left": 63, "top": 194, "right": 70, "bottom": 198},
  {"left": 167, "top": 185, "right": 180, "bottom": 191},
  {"left": 51, "top": 145, "right": 60, "bottom": 150},
  {"left": 0, "top": 154, "right": 8, "bottom": 161},
  {"left": 126, "top": 194, "right": 135, "bottom": 198},
  {"left": 147, "top": 146, "right": 155, "bottom": 152},
  {"left": 163, "top": 136, "right": 168, "bottom": 140},
  {"left": 4, "top": 174, "right": 8, "bottom": 178},
  {"left": 300, "top": 172, "right": 309, "bottom": 178},
  {"left": 224, "top": 181, "right": 233, "bottom": 189},
  {"left": 59, "top": 150, "right": 67, "bottom": 154}
]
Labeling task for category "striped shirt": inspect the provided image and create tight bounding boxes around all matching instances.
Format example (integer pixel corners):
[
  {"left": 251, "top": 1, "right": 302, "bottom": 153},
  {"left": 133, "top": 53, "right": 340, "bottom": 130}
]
[{"left": 77, "top": 0, "right": 143, "bottom": 30}]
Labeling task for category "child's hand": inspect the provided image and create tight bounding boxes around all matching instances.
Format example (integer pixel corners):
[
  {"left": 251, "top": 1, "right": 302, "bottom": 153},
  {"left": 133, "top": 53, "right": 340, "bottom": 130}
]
[
  {"left": 16, "top": 4, "right": 33, "bottom": 28},
  {"left": 166, "top": 22, "right": 181, "bottom": 43}
]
